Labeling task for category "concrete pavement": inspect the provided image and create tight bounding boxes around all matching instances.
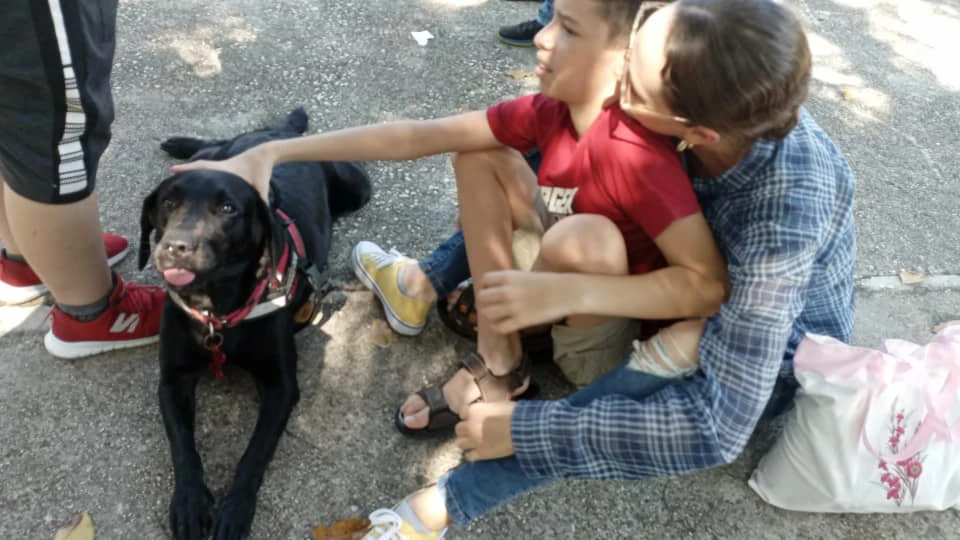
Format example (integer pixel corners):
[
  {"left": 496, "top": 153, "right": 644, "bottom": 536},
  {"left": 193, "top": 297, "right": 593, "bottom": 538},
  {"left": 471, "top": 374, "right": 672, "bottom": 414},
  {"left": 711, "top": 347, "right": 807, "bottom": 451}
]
[{"left": 1, "top": 0, "right": 959, "bottom": 538}]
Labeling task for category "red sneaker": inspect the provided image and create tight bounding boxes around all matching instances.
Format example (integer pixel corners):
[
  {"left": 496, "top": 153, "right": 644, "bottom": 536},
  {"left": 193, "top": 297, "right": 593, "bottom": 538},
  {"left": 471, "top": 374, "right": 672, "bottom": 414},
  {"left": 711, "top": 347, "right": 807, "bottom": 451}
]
[
  {"left": 0, "top": 233, "right": 130, "bottom": 305},
  {"left": 44, "top": 273, "right": 166, "bottom": 359}
]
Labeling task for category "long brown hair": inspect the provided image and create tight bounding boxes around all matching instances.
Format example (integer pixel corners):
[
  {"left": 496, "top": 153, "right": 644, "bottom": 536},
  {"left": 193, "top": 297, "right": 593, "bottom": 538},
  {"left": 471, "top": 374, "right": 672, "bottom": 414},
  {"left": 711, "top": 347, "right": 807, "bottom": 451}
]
[{"left": 661, "top": 0, "right": 812, "bottom": 140}]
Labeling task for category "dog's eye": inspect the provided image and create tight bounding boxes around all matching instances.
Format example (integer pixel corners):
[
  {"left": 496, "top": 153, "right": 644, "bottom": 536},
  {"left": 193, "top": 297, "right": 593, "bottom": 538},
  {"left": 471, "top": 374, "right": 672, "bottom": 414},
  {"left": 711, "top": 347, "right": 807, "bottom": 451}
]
[
  {"left": 161, "top": 199, "right": 176, "bottom": 211},
  {"left": 218, "top": 202, "right": 236, "bottom": 214}
]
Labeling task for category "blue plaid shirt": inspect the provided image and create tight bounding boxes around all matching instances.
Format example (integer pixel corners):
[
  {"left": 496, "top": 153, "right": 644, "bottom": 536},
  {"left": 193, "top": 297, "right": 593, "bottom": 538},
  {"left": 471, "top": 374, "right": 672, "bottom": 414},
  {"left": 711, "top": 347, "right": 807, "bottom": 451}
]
[{"left": 511, "top": 108, "right": 857, "bottom": 479}]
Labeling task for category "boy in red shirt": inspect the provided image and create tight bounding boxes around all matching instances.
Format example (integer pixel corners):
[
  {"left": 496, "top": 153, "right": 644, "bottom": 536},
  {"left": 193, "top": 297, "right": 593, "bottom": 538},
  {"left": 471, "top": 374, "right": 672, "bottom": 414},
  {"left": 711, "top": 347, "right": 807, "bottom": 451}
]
[{"left": 174, "top": 0, "right": 727, "bottom": 438}]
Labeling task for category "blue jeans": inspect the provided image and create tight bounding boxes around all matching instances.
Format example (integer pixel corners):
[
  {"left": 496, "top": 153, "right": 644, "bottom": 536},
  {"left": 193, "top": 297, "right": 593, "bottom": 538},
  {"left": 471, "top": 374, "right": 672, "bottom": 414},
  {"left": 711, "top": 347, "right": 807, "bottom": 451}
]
[
  {"left": 439, "top": 362, "right": 675, "bottom": 527},
  {"left": 438, "top": 369, "right": 797, "bottom": 527},
  {"left": 537, "top": 0, "right": 554, "bottom": 26}
]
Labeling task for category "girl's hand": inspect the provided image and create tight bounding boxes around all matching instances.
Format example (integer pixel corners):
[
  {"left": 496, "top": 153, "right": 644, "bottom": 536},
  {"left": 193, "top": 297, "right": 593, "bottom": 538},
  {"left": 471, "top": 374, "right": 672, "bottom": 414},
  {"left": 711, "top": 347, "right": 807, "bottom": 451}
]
[
  {"left": 171, "top": 144, "right": 275, "bottom": 202},
  {"left": 475, "top": 270, "right": 576, "bottom": 333}
]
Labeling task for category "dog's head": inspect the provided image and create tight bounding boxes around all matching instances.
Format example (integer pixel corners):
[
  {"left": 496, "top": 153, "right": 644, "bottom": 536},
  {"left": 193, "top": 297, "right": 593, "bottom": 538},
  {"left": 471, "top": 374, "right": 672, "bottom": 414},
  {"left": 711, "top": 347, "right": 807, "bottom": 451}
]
[{"left": 139, "top": 170, "right": 278, "bottom": 295}]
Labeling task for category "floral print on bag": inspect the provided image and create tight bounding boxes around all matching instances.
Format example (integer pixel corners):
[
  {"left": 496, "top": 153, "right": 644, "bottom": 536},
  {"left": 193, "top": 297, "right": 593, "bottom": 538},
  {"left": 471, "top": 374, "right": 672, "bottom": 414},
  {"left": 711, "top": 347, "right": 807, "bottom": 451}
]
[{"left": 876, "top": 409, "right": 925, "bottom": 506}]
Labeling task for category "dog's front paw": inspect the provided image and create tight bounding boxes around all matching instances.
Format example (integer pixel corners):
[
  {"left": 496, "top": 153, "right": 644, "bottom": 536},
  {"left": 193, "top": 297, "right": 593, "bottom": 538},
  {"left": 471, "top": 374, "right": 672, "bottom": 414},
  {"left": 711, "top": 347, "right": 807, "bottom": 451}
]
[
  {"left": 212, "top": 491, "right": 257, "bottom": 540},
  {"left": 169, "top": 482, "right": 214, "bottom": 540}
]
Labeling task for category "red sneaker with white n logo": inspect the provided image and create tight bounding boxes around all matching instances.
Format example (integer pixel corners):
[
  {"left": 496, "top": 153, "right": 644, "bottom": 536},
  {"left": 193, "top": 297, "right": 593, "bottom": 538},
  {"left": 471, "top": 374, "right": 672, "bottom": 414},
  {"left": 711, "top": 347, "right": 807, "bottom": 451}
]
[{"left": 44, "top": 273, "right": 166, "bottom": 359}]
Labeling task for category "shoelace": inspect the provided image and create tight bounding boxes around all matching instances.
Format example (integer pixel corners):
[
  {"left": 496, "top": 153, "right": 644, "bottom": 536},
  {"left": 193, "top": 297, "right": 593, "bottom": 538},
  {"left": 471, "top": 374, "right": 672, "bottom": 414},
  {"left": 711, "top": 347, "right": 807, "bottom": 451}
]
[
  {"left": 363, "top": 508, "right": 447, "bottom": 540},
  {"left": 515, "top": 20, "right": 544, "bottom": 33},
  {"left": 364, "top": 509, "right": 403, "bottom": 539},
  {"left": 369, "top": 248, "right": 412, "bottom": 271},
  {"left": 121, "top": 283, "right": 165, "bottom": 313}
]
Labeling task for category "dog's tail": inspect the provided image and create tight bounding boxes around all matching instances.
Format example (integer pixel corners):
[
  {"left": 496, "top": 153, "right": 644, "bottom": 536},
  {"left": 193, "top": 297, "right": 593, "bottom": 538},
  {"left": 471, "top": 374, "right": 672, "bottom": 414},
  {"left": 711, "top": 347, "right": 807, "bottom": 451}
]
[
  {"left": 323, "top": 161, "right": 373, "bottom": 218},
  {"left": 160, "top": 136, "right": 228, "bottom": 160},
  {"left": 285, "top": 107, "right": 308, "bottom": 135}
]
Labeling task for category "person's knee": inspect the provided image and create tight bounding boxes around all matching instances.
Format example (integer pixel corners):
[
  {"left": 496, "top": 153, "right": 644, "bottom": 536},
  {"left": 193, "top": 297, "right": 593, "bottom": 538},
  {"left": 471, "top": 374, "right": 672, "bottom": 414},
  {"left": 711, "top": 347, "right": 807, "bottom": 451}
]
[
  {"left": 452, "top": 148, "right": 527, "bottom": 187},
  {"left": 537, "top": 214, "right": 627, "bottom": 274}
]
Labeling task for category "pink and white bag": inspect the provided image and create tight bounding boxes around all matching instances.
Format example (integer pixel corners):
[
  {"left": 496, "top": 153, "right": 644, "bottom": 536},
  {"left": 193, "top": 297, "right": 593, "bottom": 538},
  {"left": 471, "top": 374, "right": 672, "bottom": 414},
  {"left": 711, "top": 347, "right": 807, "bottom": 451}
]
[{"left": 748, "top": 321, "right": 960, "bottom": 513}]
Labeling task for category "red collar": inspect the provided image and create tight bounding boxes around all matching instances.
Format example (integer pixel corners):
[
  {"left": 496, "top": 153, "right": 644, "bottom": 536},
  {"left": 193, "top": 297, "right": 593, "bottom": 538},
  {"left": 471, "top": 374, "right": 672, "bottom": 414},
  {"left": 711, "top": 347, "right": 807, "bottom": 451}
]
[{"left": 167, "top": 209, "right": 307, "bottom": 379}]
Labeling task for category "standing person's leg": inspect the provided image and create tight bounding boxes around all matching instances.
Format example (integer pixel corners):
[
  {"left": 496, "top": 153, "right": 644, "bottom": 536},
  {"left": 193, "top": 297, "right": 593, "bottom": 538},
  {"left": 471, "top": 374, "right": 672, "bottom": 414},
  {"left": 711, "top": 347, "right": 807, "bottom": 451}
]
[
  {"left": 497, "top": 0, "right": 552, "bottom": 47},
  {"left": 0, "top": 0, "right": 164, "bottom": 357}
]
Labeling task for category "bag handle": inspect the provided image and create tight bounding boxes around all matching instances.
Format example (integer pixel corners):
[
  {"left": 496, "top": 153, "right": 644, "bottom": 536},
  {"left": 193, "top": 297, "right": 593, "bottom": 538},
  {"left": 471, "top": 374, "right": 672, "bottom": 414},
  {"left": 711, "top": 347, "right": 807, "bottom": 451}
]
[{"left": 859, "top": 332, "right": 960, "bottom": 463}]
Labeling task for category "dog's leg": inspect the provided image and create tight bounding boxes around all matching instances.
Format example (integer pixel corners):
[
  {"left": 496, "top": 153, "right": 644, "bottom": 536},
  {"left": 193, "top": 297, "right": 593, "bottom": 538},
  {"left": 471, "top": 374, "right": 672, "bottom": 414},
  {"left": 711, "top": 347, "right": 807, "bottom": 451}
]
[
  {"left": 160, "top": 361, "right": 214, "bottom": 540},
  {"left": 212, "top": 333, "right": 300, "bottom": 540}
]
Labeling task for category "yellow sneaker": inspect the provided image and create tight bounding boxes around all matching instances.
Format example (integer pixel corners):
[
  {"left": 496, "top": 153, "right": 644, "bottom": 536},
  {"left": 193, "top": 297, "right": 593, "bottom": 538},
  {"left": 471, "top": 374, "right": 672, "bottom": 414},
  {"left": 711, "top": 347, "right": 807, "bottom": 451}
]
[
  {"left": 352, "top": 241, "right": 431, "bottom": 336},
  {"left": 361, "top": 508, "right": 447, "bottom": 540}
]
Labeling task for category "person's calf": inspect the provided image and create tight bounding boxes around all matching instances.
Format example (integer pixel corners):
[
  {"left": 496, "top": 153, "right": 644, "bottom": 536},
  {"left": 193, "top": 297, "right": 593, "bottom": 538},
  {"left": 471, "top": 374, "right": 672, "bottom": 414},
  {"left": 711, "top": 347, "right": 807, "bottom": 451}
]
[
  {"left": 0, "top": 176, "right": 20, "bottom": 255},
  {"left": 4, "top": 186, "right": 112, "bottom": 305}
]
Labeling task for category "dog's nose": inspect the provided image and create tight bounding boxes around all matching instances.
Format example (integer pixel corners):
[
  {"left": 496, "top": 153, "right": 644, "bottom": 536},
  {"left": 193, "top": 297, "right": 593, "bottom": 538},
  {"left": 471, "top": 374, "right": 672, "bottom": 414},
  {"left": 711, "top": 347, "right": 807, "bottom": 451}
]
[{"left": 161, "top": 238, "right": 196, "bottom": 255}]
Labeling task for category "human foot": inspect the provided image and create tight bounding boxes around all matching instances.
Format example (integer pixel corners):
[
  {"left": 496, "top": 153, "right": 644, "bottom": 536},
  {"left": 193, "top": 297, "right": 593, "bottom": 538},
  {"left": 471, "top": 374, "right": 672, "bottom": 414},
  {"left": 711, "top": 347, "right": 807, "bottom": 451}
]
[
  {"left": 396, "top": 352, "right": 532, "bottom": 434},
  {"left": 352, "top": 241, "right": 436, "bottom": 336}
]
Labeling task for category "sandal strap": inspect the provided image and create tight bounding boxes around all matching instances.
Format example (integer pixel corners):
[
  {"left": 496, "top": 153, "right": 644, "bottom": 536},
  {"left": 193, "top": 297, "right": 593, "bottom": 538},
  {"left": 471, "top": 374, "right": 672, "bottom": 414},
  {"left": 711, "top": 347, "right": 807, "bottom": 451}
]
[
  {"left": 416, "top": 385, "right": 450, "bottom": 414},
  {"left": 461, "top": 352, "right": 529, "bottom": 401}
]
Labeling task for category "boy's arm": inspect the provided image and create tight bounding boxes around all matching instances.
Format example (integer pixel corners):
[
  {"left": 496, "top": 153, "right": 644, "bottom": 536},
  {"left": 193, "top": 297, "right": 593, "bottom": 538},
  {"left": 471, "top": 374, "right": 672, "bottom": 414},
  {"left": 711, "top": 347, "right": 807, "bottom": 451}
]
[
  {"left": 171, "top": 111, "right": 500, "bottom": 199},
  {"left": 263, "top": 111, "right": 500, "bottom": 163}
]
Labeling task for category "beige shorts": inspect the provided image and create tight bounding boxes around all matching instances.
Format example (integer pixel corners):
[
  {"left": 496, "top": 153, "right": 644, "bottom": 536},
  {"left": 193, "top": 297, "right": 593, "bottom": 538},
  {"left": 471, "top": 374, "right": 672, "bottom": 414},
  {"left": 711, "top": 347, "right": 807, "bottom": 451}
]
[{"left": 551, "top": 318, "right": 642, "bottom": 387}]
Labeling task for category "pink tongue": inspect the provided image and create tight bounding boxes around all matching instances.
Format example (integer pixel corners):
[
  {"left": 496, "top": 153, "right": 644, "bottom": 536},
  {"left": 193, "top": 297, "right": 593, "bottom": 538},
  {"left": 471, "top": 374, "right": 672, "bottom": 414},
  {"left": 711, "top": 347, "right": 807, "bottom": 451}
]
[{"left": 163, "top": 269, "right": 196, "bottom": 286}]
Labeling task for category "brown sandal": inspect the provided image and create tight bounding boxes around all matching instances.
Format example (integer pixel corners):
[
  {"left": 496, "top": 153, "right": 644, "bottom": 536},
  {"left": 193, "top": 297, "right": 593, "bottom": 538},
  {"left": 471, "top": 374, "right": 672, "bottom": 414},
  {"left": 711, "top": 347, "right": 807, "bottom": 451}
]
[
  {"left": 394, "top": 351, "right": 537, "bottom": 437},
  {"left": 437, "top": 281, "right": 554, "bottom": 362}
]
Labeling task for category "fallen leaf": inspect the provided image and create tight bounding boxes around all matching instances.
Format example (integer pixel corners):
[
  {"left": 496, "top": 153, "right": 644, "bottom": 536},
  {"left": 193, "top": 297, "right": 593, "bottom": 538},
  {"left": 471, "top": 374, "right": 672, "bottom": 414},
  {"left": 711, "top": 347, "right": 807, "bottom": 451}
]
[
  {"left": 313, "top": 517, "right": 370, "bottom": 539},
  {"left": 898, "top": 269, "right": 927, "bottom": 285},
  {"left": 53, "top": 513, "right": 95, "bottom": 540},
  {"left": 506, "top": 69, "right": 535, "bottom": 80},
  {"left": 368, "top": 319, "right": 395, "bottom": 348},
  {"left": 932, "top": 321, "right": 957, "bottom": 334},
  {"left": 841, "top": 86, "right": 857, "bottom": 101}
]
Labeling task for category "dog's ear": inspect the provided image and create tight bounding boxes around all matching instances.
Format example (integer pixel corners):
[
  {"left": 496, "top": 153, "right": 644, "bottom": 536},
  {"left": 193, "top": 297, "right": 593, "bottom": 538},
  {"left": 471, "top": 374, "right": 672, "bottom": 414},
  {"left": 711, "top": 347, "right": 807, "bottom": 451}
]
[{"left": 139, "top": 175, "right": 176, "bottom": 270}]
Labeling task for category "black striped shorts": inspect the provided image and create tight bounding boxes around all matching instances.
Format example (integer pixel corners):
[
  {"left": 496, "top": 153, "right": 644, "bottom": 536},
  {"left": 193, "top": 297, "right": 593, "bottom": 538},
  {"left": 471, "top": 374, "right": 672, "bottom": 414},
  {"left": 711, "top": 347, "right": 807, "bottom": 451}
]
[{"left": 0, "top": 0, "right": 118, "bottom": 204}]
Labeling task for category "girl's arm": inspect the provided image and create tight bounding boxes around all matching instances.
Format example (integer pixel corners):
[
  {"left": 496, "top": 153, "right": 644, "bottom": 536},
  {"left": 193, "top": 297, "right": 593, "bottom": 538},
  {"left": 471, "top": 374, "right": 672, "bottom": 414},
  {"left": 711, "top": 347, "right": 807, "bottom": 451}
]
[
  {"left": 476, "top": 213, "right": 729, "bottom": 332},
  {"left": 574, "top": 212, "right": 729, "bottom": 320}
]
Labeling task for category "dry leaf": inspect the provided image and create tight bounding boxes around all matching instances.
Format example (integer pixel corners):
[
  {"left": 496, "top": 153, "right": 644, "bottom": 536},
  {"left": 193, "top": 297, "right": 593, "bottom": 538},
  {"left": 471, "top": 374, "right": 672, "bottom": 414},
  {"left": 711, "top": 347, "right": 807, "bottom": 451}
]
[
  {"left": 898, "top": 269, "right": 927, "bottom": 285},
  {"left": 312, "top": 517, "right": 370, "bottom": 539},
  {"left": 368, "top": 319, "right": 395, "bottom": 348},
  {"left": 53, "top": 513, "right": 95, "bottom": 540},
  {"left": 841, "top": 86, "right": 857, "bottom": 101},
  {"left": 506, "top": 69, "right": 535, "bottom": 80},
  {"left": 932, "top": 321, "right": 956, "bottom": 334}
]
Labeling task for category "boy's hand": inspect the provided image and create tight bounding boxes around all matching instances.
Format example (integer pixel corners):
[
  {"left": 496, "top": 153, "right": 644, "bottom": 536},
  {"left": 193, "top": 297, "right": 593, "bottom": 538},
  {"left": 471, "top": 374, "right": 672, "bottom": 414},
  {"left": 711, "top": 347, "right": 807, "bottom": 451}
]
[
  {"left": 456, "top": 401, "right": 517, "bottom": 461},
  {"left": 475, "top": 270, "right": 575, "bottom": 333},
  {"left": 170, "top": 144, "right": 275, "bottom": 202}
]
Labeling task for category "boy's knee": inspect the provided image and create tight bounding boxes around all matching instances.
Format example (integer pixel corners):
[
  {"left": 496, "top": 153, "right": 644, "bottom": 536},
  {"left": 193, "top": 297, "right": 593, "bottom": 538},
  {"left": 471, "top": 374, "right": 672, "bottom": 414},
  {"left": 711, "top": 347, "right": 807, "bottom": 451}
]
[
  {"left": 451, "top": 148, "right": 510, "bottom": 175},
  {"left": 538, "top": 214, "right": 627, "bottom": 274}
]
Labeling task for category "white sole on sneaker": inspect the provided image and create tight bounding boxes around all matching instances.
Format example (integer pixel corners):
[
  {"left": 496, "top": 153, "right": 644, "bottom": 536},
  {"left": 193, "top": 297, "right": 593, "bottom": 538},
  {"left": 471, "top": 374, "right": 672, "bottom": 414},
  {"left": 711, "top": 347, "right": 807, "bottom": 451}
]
[
  {"left": 0, "top": 282, "right": 47, "bottom": 305},
  {"left": 351, "top": 243, "right": 425, "bottom": 337},
  {"left": 43, "top": 331, "right": 159, "bottom": 359},
  {"left": 0, "top": 246, "right": 131, "bottom": 306}
]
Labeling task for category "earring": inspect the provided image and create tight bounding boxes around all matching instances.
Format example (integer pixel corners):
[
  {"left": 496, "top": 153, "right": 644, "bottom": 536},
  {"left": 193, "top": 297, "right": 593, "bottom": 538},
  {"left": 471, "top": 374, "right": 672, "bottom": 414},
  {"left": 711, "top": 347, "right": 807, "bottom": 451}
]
[{"left": 676, "top": 139, "right": 692, "bottom": 152}]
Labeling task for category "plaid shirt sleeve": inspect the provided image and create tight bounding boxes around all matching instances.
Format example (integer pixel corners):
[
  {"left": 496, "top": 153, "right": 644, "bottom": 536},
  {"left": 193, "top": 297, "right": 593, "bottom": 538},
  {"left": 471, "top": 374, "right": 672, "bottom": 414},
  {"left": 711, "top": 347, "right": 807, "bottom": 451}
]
[{"left": 511, "top": 154, "right": 844, "bottom": 479}]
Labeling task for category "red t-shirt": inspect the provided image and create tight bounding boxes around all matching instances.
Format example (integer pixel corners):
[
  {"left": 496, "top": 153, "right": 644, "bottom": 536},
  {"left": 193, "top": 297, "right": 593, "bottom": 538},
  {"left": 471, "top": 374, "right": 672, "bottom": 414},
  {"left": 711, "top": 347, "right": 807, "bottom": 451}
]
[{"left": 486, "top": 93, "right": 700, "bottom": 275}]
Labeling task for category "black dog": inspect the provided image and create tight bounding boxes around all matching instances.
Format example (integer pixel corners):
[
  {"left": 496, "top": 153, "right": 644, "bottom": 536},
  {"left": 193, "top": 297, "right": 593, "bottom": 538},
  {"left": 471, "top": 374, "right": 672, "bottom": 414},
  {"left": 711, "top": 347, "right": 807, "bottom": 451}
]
[{"left": 139, "top": 107, "right": 371, "bottom": 540}]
